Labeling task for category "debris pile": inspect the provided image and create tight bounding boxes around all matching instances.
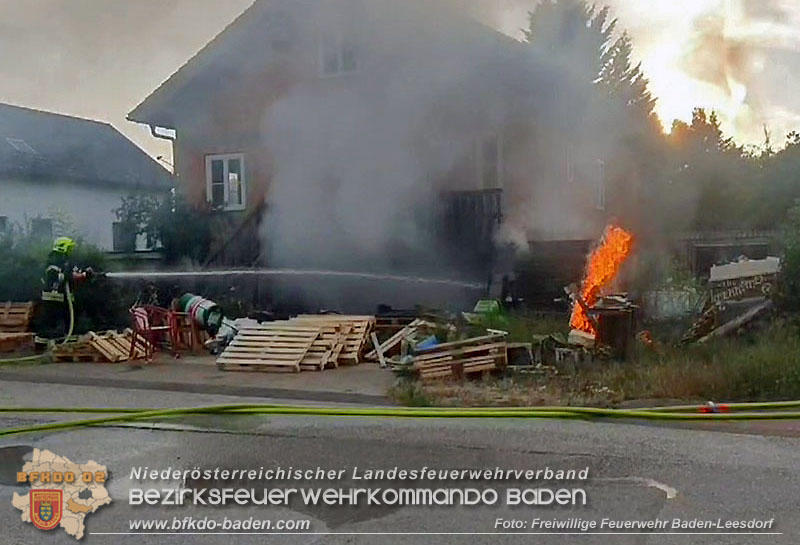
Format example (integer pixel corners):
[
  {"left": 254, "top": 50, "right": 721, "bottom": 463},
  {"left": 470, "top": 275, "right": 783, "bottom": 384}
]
[
  {"left": 367, "top": 317, "right": 510, "bottom": 381},
  {"left": 683, "top": 256, "right": 780, "bottom": 344},
  {"left": 52, "top": 330, "right": 149, "bottom": 363}
]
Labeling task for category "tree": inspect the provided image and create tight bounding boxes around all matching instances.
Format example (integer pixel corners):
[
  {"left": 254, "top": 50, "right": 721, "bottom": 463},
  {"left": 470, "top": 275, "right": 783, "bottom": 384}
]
[
  {"left": 524, "top": 0, "right": 664, "bottom": 237},
  {"left": 114, "top": 191, "right": 213, "bottom": 264},
  {"left": 524, "top": 1, "right": 616, "bottom": 85},
  {"left": 525, "top": 1, "right": 655, "bottom": 121}
]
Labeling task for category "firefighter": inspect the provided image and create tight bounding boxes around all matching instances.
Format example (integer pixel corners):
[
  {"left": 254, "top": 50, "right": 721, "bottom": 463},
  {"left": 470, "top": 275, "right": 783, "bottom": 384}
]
[{"left": 38, "top": 237, "right": 93, "bottom": 339}]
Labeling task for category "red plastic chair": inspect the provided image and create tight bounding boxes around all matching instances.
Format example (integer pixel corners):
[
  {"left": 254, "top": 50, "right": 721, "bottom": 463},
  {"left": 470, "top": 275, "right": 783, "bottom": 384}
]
[{"left": 129, "top": 305, "right": 179, "bottom": 363}]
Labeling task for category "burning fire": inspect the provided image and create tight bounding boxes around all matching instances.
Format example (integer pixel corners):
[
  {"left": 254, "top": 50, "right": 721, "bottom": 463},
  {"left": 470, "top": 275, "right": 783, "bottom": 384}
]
[{"left": 570, "top": 225, "right": 634, "bottom": 334}]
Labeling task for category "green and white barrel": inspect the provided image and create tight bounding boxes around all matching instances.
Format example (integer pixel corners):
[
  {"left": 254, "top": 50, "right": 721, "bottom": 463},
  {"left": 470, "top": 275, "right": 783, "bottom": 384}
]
[{"left": 177, "top": 293, "right": 223, "bottom": 334}]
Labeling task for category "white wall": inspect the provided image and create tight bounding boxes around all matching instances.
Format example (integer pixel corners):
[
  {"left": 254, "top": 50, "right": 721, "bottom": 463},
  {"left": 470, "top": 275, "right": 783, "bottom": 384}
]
[{"left": 0, "top": 178, "right": 157, "bottom": 250}]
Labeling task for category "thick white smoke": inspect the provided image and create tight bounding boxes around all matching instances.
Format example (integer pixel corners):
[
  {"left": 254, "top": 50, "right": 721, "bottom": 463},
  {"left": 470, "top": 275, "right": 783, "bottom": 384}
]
[{"left": 260, "top": 0, "right": 522, "bottom": 275}]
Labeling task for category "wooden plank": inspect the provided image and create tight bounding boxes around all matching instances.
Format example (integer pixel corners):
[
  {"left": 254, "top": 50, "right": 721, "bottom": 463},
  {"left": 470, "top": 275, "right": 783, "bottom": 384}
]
[
  {"left": 0, "top": 332, "right": 34, "bottom": 353},
  {"left": 417, "top": 356, "right": 502, "bottom": 381},
  {"left": 295, "top": 314, "right": 376, "bottom": 322},
  {"left": 413, "top": 342, "right": 507, "bottom": 363},
  {"left": 414, "top": 334, "right": 506, "bottom": 354},
  {"left": 365, "top": 319, "right": 422, "bottom": 360},
  {"left": 414, "top": 354, "right": 500, "bottom": 371},
  {"left": 370, "top": 332, "right": 387, "bottom": 368}
]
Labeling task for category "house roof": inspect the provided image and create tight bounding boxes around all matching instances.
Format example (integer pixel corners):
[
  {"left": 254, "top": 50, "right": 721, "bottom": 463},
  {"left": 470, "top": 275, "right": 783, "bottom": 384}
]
[
  {"left": 0, "top": 102, "right": 171, "bottom": 189},
  {"left": 128, "top": 0, "right": 266, "bottom": 128},
  {"left": 128, "top": 0, "right": 526, "bottom": 129}
]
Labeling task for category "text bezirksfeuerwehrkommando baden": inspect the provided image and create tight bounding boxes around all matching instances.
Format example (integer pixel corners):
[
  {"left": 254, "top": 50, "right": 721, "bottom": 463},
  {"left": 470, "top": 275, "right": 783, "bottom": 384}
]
[
  {"left": 130, "top": 466, "right": 589, "bottom": 483},
  {"left": 129, "top": 466, "right": 590, "bottom": 507}
]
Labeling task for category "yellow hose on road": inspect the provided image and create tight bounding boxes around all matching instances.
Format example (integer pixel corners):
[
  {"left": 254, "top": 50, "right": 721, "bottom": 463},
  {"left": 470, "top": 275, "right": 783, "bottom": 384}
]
[{"left": 2, "top": 402, "right": 800, "bottom": 438}]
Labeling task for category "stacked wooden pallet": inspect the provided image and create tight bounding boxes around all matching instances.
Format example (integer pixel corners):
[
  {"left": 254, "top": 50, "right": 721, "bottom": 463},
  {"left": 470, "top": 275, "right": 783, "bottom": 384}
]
[
  {"left": 407, "top": 333, "right": 508, "bottom": 381},
  {"left": 0, "top": 301, "right": 34, "bottom": 333},
  {"left": 52, "top": 330, "right": 149, "bottom": 363},
  {"left": 293, "top": 321, "right": 351, "bottom": 371},
  {"left": 291, "top": 315, "right": 375, "bottom": 365},
  {"left": 216, "top": 315, "right": 375, "bottom": 373}
]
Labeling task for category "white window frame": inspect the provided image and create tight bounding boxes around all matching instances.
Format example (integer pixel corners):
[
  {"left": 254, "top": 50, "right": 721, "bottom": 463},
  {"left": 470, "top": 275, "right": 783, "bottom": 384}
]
[
  {"left": 475, "top": 134, "right": 503, "bottom": 190},
  {"left": 318, "top": 31, "right": 358, "bottom": 77},
  {"left": 205, "top": 153, "right": 246, "bottom": 212},
  {"left": 595, "top": 159, "right": 606, "bottom": 210}
]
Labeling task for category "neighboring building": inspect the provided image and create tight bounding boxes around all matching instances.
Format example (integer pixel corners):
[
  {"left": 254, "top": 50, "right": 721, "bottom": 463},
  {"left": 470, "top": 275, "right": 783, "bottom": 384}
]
[
  {"left": 0, "top": 103, "right": 171, "bottom": 251},
  {"left": 129, "top": 0, "right": 618, "bottom": 273}
]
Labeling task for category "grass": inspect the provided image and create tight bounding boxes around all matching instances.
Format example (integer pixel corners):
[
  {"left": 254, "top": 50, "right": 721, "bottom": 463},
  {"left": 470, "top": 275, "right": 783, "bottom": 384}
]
[
  {"left": 389, "top": 312, "right": 800, "bottom": 407},
  {"left": 603, "top": 318, "right": 800, "bottom": 402},
  {"left": 481, "top": 310, "right": 570, "bottom": 341}
]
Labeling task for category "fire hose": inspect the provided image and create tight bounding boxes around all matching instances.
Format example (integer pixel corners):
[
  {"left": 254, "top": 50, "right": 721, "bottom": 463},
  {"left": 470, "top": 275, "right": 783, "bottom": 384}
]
[{"left": 3, "top": 401, "right": 800, "bottom": 437}]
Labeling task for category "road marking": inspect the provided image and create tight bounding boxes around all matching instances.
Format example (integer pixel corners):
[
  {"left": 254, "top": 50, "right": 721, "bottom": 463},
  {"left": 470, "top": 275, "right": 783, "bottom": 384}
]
[{"left": 595, "top": 477, "right": 679, "bottom": 499}]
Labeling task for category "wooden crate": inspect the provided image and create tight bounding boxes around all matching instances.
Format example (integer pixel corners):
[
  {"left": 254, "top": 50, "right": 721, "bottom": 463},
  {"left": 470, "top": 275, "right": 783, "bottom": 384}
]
[
  {"left": 217, "top": 322, "right": 320, "bottom": 373},
  {"left": 292, "top": 315, "right": 375, "bottom": 365},
  {"left": 0, "top": 332, "right": 35, "bottom": 353},
  {"left": 0, "top": 302, "right": 34, "bottom": 333}
]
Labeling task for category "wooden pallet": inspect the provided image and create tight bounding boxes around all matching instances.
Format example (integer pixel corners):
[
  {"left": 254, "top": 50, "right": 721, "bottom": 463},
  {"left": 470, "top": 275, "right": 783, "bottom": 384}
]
[
  {"left": 53, "top": 351, "right": 107, "bottom": 363},
  {"left": 417, "top": 354, "right": 503, "bottom": 380},
  {"left": 52, "top": 330, "right": 149, "bottom": 363},
  {"left": 0, "top": 332, "right": 34, "bottom": 353},
  {"left": 89, "top": 330, "right": 149, "bottom": 362},
  {"left": 291, "top": 322, "right": 351, "bottom": 371},
  {"left": 292, "top": 315, "right": 375, "bottom": 365},
  {"left": 0, "top": 302, "right": 34, "bottom": 333},
  {"left": 217, "top": 322, "right": 320, "bottom": 373},
  {"left": 410, "top": 334, "right": 508, "bottom": 381}
]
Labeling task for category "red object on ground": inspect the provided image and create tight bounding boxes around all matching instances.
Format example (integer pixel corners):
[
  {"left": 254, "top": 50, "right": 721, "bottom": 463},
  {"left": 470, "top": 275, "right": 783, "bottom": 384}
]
[
  {"left": 700, "top": 402, "right": 731, "bottom": 414},
  {"left": 129, "top": 305, "right": 179, "bottom": 362}
]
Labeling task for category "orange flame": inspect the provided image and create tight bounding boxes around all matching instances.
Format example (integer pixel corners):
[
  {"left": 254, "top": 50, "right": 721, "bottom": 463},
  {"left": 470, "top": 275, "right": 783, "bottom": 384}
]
[{"left": 570, "top": 225, "right": 634, "bottom": 334}]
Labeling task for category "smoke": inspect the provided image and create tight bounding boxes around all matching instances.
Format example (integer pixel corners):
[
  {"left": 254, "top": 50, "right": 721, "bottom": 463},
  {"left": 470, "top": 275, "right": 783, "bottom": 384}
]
[
  {"left": 612, "top": 0, "right": 800, "bottom": 145},
  {"left": 260, "top": 0, "right": 530, "bottom": 276}
]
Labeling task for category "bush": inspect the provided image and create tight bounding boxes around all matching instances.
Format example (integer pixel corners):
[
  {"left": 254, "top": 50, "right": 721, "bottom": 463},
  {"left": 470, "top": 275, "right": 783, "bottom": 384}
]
[
  {"left": 114, "top": 190, "right": 213, "bottom": 264},
  {"left": 780, "top": 200, "right": 800, "bottom": 309},
  {"left": 0, "top": 230, "right": 128, "bottom": 333}
]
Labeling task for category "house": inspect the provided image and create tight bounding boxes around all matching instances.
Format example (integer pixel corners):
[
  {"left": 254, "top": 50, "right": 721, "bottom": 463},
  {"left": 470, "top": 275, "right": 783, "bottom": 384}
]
[
  {"left": 128, "top": 0, "right": 619, "bottom": 276},
  {"left": 0, "top": 103, "right": 172, "bottom": 251}
]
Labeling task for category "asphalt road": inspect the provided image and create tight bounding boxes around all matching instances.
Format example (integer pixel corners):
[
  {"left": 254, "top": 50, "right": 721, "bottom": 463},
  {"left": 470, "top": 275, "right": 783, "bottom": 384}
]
[{"left": 1, "top": 383, "right": 798, "bottom": 545}]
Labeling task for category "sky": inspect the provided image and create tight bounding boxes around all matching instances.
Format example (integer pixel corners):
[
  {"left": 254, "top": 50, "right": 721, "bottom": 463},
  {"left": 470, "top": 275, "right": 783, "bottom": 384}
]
[{"left": 1, "top": 0, "right": 799, "bottom": 162}]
